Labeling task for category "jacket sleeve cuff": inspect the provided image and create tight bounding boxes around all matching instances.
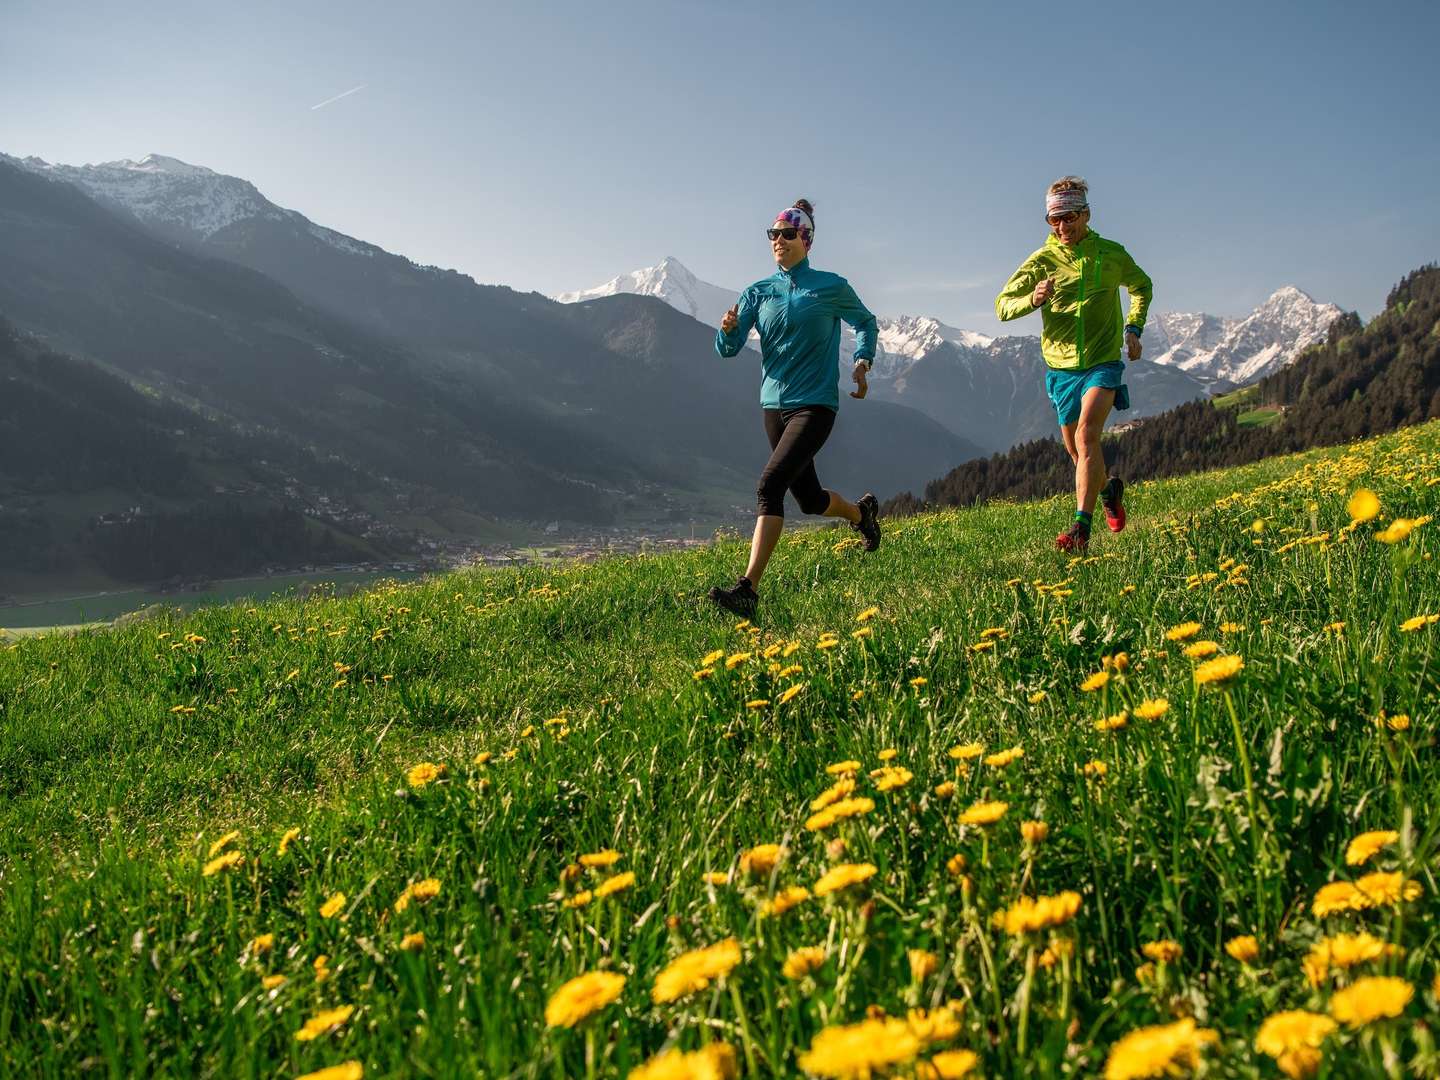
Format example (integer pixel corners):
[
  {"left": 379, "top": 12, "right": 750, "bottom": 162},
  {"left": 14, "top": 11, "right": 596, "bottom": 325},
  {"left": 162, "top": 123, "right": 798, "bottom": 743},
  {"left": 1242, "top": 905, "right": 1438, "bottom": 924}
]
[{"left": 1124, "top": 323, "right": 1143, "bottom": 338}]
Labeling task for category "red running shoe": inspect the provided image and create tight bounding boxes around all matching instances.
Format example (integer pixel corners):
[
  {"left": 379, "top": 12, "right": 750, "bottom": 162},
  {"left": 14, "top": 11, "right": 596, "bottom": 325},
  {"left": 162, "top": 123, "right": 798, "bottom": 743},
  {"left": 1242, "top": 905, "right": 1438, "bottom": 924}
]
[
  {"left": 1101, "top": 476, "right": 1126, "bottom": 533},
  {"left": 1055, "top": 520, "right": 1090, "bottom": 553}
]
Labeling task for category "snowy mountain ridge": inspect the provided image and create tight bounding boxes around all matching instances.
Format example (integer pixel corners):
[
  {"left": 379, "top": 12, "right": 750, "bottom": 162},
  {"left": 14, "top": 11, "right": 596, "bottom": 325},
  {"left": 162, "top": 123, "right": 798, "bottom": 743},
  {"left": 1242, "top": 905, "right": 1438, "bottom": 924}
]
[{"left": 3, "top": 152, "right": 378, "bottom": 259}]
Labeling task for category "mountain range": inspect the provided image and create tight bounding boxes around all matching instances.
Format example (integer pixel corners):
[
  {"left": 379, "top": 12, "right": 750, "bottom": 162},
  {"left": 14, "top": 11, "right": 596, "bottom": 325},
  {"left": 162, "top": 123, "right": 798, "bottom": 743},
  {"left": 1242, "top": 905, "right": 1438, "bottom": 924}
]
[
  {"left": 555, "top": 259, "right": 1343, "bottom": 452},
  {"left": 0, "top": 153, "right": 982, "bottom": 591}
]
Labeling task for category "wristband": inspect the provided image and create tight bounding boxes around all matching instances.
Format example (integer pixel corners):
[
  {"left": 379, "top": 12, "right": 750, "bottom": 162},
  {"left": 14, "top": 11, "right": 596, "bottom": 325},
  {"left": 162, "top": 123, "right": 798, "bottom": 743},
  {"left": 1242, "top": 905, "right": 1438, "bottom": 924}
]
[{"left": 1125, "top": 324, "right": 1142, "bottom": 338}]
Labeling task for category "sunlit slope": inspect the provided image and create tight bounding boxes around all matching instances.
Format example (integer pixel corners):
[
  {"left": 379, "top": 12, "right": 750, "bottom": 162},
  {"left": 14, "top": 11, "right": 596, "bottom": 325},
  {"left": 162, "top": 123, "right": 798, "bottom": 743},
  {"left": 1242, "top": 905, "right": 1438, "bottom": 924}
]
[{"left": 1, "top": 422, "right": 1437, "bottom": 1077}]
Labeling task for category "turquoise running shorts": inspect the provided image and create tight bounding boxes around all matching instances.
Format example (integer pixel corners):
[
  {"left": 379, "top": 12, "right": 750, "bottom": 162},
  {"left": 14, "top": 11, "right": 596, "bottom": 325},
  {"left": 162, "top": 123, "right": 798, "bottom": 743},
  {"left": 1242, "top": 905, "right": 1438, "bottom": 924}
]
[{"left": 1045, "top": 360, "right": 1130, "bottom": 426}]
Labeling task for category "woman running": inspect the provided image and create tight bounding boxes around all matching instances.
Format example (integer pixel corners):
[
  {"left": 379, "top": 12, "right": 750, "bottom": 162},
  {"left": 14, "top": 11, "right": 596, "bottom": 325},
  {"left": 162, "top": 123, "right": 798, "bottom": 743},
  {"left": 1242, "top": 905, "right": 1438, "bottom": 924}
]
[
  {"left": 708, "top": 198, "right": 882, "bottom": 619},
  {"left": 995, "top": 176, "right": 1153, "bottom": 552}
]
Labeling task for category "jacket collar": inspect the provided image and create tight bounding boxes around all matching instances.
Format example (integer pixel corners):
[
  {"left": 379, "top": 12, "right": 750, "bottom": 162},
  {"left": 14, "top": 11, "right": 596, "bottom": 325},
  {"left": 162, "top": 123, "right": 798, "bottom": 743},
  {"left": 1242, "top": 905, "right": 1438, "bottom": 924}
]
[
  {"left": 1045, "top": 231, "right": 1098, "bottom": 259},
  {"left": 776, "top": 256, "right": 810, "bottom": 278}
]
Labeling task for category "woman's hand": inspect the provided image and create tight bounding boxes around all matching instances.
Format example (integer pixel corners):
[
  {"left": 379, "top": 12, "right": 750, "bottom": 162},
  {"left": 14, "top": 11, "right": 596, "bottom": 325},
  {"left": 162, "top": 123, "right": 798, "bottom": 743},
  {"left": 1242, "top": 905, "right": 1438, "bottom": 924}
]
[
  {"left": 1126, "top": 332, "right": 1142, "bottom": 361},
  {"left": 721, "top": 304, "right": 739, "bottom": 334},
  {"left": 1031, "top": 276, "right": 1055, "bottom": 307},
  {"left": 850, "top": 360, "right": 869, "bottom": 399}
]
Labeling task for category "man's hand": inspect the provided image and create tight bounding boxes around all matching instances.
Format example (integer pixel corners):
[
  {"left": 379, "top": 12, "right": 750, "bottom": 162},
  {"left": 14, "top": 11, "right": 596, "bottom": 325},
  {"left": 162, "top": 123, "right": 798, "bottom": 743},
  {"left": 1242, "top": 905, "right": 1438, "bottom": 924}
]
[
  {"left": 1031, "top": 276, "right": 1055, "bottom": 307},
  {"left": 1125, "top": 332, "right": 1142, "bottom": 361},
  {"left": 850, "top": 360, "right": 869, "bottom": 399},
  {"left": 721, "top": 303, "right": 739, "bottom": 335}
]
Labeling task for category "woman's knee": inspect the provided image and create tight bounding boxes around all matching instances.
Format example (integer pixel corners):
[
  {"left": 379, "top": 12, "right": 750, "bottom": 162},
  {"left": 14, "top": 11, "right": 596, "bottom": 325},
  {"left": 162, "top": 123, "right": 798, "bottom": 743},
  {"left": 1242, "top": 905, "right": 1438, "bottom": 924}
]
[
  {"left": 756, "top": 478, "right": 788, "bottom": 518},
  {"left": 796, "top": 487, "right": 831, "bottom": 516}
]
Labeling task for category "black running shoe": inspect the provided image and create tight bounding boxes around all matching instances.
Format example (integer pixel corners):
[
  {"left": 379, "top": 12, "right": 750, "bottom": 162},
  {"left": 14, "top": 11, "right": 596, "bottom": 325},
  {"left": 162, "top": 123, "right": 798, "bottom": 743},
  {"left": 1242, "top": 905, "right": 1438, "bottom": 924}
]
[
  {"left": 708, "top": 576, "right": 759, "bottom": 619},
  {"left": 1101, "top": 476, "right": 1127, "bottom": 533},
  {"left": 853, "top": 493, "right": 882, "bottom": 552}
]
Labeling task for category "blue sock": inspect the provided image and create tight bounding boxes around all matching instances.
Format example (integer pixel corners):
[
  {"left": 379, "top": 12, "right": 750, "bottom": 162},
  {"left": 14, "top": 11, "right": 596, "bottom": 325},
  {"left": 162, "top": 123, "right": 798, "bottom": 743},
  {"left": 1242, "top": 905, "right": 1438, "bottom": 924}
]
[{"left": 1074, "top": 510, "right": 1093, "bottom": 531}]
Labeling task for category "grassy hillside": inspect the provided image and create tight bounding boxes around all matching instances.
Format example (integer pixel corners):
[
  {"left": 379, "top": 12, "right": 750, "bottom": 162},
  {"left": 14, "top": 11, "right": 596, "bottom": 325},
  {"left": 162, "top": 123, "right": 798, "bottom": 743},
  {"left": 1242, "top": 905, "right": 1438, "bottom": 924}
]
[{"left": 2, "top": 423, "right": 1438, "bottom": 1077}]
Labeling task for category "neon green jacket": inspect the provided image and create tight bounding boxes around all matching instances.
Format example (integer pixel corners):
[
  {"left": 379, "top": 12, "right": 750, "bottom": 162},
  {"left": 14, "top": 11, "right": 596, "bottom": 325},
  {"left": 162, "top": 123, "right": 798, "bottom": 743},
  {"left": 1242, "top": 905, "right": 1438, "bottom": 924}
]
[{"left": 995, "top": 230, "right": 1153, "bottom": 371}]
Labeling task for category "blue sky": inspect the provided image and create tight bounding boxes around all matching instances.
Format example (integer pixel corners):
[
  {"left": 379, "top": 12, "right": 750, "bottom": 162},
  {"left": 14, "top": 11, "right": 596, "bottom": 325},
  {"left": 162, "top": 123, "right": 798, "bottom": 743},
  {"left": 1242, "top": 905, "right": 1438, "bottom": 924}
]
[{"left": 3, "top": 0, "right": 1437, "bottom": 332}]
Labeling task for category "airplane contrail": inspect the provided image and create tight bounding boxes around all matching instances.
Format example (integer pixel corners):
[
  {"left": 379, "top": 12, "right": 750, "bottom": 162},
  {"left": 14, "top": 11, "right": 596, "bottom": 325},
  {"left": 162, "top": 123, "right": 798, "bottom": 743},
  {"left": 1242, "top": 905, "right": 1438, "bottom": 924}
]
[{"left": 310, "top": 84, "right": 367, "bottom": 111}]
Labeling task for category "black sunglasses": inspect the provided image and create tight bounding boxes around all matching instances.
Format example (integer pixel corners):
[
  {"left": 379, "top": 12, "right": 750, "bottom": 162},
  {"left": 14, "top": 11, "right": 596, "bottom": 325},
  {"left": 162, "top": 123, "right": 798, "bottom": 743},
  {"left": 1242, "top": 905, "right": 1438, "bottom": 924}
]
[{"left": 766, "top": 227, "right": 800, "bottom": 241}]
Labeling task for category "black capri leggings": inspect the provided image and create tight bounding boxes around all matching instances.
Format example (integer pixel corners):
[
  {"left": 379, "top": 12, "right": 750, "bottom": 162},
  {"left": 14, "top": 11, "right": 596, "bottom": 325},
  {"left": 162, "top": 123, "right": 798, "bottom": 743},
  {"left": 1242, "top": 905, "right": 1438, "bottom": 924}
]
[{"left": 757, "top": 405, "right": 837, "bottom": 518}]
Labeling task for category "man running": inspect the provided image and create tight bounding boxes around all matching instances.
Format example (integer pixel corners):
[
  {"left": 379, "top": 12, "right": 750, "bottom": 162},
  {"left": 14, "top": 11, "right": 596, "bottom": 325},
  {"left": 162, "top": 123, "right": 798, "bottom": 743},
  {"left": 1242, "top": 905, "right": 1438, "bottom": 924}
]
[
  {"left": 995, "top": 176, "right": 1153, "bottom": 552},
  {"left": 708, "top": 198, "right": 881, "bottom": 620}
]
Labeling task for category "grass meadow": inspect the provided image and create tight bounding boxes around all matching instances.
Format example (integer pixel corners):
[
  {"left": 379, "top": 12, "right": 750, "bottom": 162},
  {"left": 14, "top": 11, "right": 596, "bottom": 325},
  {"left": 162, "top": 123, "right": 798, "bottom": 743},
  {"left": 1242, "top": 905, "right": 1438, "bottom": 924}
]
[{"left": 2, "top": 422, "right": 1439, "bottom": 1079}]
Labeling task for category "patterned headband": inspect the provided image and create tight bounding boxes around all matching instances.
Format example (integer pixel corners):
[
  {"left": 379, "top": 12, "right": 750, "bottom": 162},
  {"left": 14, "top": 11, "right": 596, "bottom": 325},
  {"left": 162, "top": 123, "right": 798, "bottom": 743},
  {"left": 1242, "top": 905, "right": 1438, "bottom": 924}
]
[
  {"left": 1046, "top": 189, "right": 1088, "bottom": 218},
  {"left": 773, "top": 207, "right": 815, "bottom": 249}
]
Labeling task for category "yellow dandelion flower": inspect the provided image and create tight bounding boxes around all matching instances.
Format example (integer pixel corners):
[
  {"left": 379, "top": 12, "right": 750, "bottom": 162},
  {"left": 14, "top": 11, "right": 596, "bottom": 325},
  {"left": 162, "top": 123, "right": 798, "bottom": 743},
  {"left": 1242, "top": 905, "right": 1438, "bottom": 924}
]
[
  {"left": 651, "top": 939, "right": 742, "bottom": 1004},
  {"left": 702, "top": 871, "right": 730, "bottom": 886},
  {"left": 1194, "top": 654, "right": 1244, "bottom": 685},
  {"left": 202, "top": 850, "right": 244, "bottom": 877},
  {"left": 813, "top": 862, "right": 878, "bottom": 897},
  {"left": 595, "top": 871, "right": 636, "bottom": 899},
  {"left": 811, "top": 777, "right": 856, "bottom": 812},
  {"left": 277, "top": 827, "right": 301, "bottom": 856},
  {"left": 1347, "top": 488, "right": 1381, "bottom": 523},
  {"left": 878, "top": 747, "right": 898, "bottom": 761},
  {"left": 1375, "top": 518, "right": 1414, "bottom": 544},
  {"left": 827, "top": 759, "right": 862, "bottom": 775},
  {"left": 399, "top": 931, "right": 425, "bottom": 951},
  {"left": 564, "top": 890, "right": 594, "bottom": 909},
  {"left": 856, "top": 606, "right": 880, "bottom": 623},
  {"left": 319, "top": 892, "right": 346, "bottom": 919},
  {"left": 295, "top": 1004, "right": 356, "bottom": 1042},
  {"left": 1083, "top": 759, "right": 1108, "bottom": 779},
  {"left": 1001, "top": 891, "right": 1082, "bottom": 935},
  {"left": 1132, "top": 698, "right": 1170, "bottom": 720},
  {"left": 782, "top": 946, "right": 827, "bottom": 980},
  {"left": 406, "top": 762, "right": 445, "bottom": 788},
  {"left": 740, "top": 844, "right": 783, "bottom": 876},
  {"left": 933, "top": 781, "right": 956, "bottom": 798},
  {"left": 1329, "top": 976, "right": 1413, "bottom": 1026},
  {"left": 1021, "top": 820, "right": 1049, "bottom": 844},
  {"left": 545, "top": 970, "right": 626, "bottom": 1027},
  {"left": 778, "top": 683, "right": 805, "bottom": 705},
  {"left": 1095, "top": 711, "right": 1128, "bottom": 732},
  {"left": 207, "top": 830, "right": 241, "bottom": 858},
  {"left": 1027, "top": 690, "right": 1047, "bottom": 704},
  {"left": 984, "top": 746, "right": 1024, "bottom": 768},
  {"left": 871, "top": 766, "right": 913, "bottom": 792},
  {"left": 1080, "top": 671, "right": 1110, "bottom": 692},
  {"left": 693, "top": 668, "right": 715, "bottom": 680},
  {"left": 296, "top": 1063, "right": 364, "bottom": 1080},
  {"left": 1166, "top": 622, "right": 1202, "bottom": 641},
  {"left": 1354, "top": 870, "right": 1422, "bottom": 907},
  {"left": 580, "top": 849, "right": 621, "bottom": 868},
  {"left": 798, "top": 1017, "right": 922, "bottom": 1079},
  {"left": 701, "top": 649, "right": 726, "bottom": 667},
  {"left": 907, "top": 949, "right": 939, "bottom": 983},
  {"left": 969, "top": 640, "right": 996, "bottom": 653},
  {"left": 1219, "top": 622, "right": 1245, "bottom": 633},
  {"left": 724, "top": 652, "right": 751, "bottom": 669},
  {"left": 959, "top": 800, "right": 1008, "bottom": 826},
  {"left": 250, "top": 933, "right": 275, "bottom": 954},
  {"left": 1183, "top": 640, "right": 1220, "bottom": 659},
  {"left": 1225, "top": 935, "right": 1260, "bottom": 963},
  {"left": 929, "top": 1049, "right": 980, "bottom": 1078},
  {"left": 805, "top": 797, "right": 875, "bottom": 831},
  {"left": 761, "top": 886, "right": 811, "bottom": 917},
  {"left": 949, "top": 743, "right": 984, "bottom": 760},
  {"left": 1141, "top": 940, "right": 1182, "bottom": 964},
  {"left": 945, "top": 853, "right": 967, "bottom": 876},
  {"left": 745, "top": 698, "right": 771, "bottom": 710},
  {"left": 1255, "top": 1010, "right": 1336, "bottom": 1079},
  {"left": 393, "top": 878, "right": 441, "bottom": 913},
  {"left": 1103, "top": 1018, "right": 1216, "bottom": 1080},
  {"left": 1400, "top": 613, "right": 1440, "bottom": 632},
  {"left": 1312, "top": 880, "right": 1362, "bottom": 916},
  {"left": 261, "top": 973, "right": 287, "bottom": 990},
  {"left": 1346, "top": 830, "right": 1400, "bottom": 866},
  {"left": 910, "top": 676, "right": 928, "bottom": 688},
  {"left": 628, "top": 1044, "right": 737, "bottom": 1080}
]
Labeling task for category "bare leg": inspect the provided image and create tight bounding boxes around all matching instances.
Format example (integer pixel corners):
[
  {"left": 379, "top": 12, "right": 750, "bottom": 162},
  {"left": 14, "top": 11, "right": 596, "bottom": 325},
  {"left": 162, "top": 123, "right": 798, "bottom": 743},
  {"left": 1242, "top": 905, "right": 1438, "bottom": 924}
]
[
  {"left": 823, "top": 491, "right": 861, "bottom": 524},
  {"left": 1072, "top": 387, "right": 1114, "bottom": 515},
  {"left": 743, "top": 515, "right": 785, "bottom": 587}
]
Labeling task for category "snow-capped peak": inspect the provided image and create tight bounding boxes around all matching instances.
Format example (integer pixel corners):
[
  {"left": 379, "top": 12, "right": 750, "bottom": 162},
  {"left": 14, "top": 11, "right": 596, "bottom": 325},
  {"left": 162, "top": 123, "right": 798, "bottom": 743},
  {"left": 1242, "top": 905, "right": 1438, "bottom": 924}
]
[
  {"left": 556, "top": 256, "right": 739, "bottom": 327},
  {"left": 1148, "top": 285, "right": 1341, "bottom": 386}
]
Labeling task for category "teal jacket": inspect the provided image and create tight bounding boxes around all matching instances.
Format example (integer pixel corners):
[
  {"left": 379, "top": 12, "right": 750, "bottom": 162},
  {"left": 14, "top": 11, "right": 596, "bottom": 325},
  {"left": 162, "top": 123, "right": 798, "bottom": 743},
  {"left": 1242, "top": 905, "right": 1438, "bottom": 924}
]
[{"left": 715, "top": 258, "right": 878, "bottom": 410}]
